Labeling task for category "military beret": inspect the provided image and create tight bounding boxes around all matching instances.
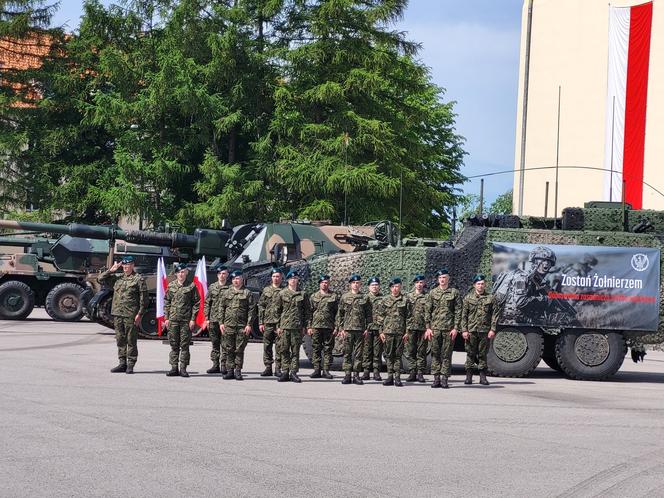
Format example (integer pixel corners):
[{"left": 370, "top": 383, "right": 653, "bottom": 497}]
[
  {"left": 230, "top": 269, "right": 243, "bottom": 278},
  {"left": 270, "top": 267, "right": 283, "bottom": 275},
  {"left": 367, "top": 276, "right": 380, "bottom": 285},
  {"left": 436, "top": 268, "right": 449, "bottom": 276},
  {"left": 286, "top": 270, "right": 299, "bottom": 280},
  {"left": 389, "top": 277, "right": 402, "bottom": 287},
  {"left": 412, "top": 274, "right": 425, "bottom": 283},
  {"left": 318, "top": 274, "right": 331, "bottom": 283},
  {"left": 214, "top": 264, "right": 228, "bottom": 273},
  {"left": 348, "top": 273, "right": 362, "bottom": 283},
  {"left": 120, "top": 256, "right": 134, "bottom": 264},
  {"left": 174, "top": 263, "right": 188, "bottom": 272},
  {"left": 473, "top": 273, "right": 486, "bottom": 283}
]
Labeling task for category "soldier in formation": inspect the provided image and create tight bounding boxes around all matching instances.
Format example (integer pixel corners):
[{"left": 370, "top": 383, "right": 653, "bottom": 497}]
[
  {"left": 425, "top": 268, "right": 460, "bottom": 389},
  {"left": 164, "top": 263, "right": 200, "bottom": 378},
  {"left": 461, "top": 274, "right": 500, "bottom": 386},
  {"left": 336, "top": 274, "right": 372, "bottom": 385},
  {"left": 99, "top": 256, "right": 148, "bottom": 375},
  {"left": 258, "top": 268, "right": 284, "bottom": 377},
  {"left": 406, "top": 275, "right": 428, "bottom": 383},
  {"left": 219, "top": 269, "right": 256, "bottom": 380},
  {"left": 307, "top": 274, "right": 338, "bottom": 380},
  {"left": 362, "top": 276, "right": 383, "bottom": 381},
  {"left": 276, "top": 271, "right": 309, "bottom": 383},
  {"left": 203, "top": 264, "right": 230, "bottom": 374},
  {"left": 376, "top": 277, "right": 408, "bottom": 387}
]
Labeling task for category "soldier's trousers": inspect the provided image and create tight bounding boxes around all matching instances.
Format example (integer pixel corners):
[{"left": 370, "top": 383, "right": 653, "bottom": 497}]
[
  {"left": 362, "top": 330, "right": 383, "bottom": 372},
  {"left": 465, "top": 332, "right": 489, "bottom": 371},
  {"left": 209, "top": 321, "right": 227, "bottom": 366},
  {"left": 280, "top": 328, "right": 302, "bottom": 373},
  {"left": 224, "top": 326, "right": 249, "bottom": 370},
  {"left": 114, "top": 316, "right": 138, "bottom": 366},
  {"left": 431, "top": 330, "right": 454, "bottom": 377},
  {"left": 383, "top": 334, "right": 405, "bottom": 375},
  {"left": 168, "top": 321, "right": 191, "bottom": 367},
  {"left": 262, "top": 323, "right": 282, "bottom": 369},
  {"left": 342, "top": 330, "right": 364, "bottom": 374},
  {"left": 311, "top": 328, "right": 334, "bottom": 370},
  {"left": 406, "top": 329, "right": 427, "bottom": 373}
]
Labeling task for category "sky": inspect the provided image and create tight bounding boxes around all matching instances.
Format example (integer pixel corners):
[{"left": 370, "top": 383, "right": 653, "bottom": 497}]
[{"left": 52, "top": 0, "right": 524, "bottom": 204}]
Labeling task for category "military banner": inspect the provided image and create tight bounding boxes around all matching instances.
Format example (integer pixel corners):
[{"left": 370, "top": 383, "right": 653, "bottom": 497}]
[{"left": 491, "top": 243, "right": 660, "bottom": 331}]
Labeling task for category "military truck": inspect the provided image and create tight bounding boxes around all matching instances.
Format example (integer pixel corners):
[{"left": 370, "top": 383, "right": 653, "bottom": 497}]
[{"left": 227, "top": 204, "right": 663, "bottom": 381}]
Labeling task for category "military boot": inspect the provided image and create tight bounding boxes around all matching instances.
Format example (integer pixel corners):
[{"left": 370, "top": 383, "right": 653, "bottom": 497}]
[
  {"left": 479, "top": 370, "right": 490, "bottom": 386},
  {"left": 440, "top": 376, "right": 449, "bottom": 389},
  {"left": 373, "top": 370, "right": 382, "bottom": 381},
  {"left": 310, "top": 369, "right": 322, "bottom": 379},
  {"left": 126, "top": 365, "right": 134, "bottom": 375},
  {"left": 223, "top": 369, "right": 236, "bottom": 380},
  {"left": 431, "top": 374, "right": 441, "bottom": 388},
  {"left": 277, "top": 371, "right": 290, "bottom": 382},
  {"left": 290, "top": 372, "right": 302, "bottom": 383},
  {"left": 207, "top": 363, "right": 221, "bottom": 374},
  {"left": 394, "top": 373, "right": 404, "bottom": 387},
  {"left": 260, "top": 366, "right": 273, "bottom": 377},
  {"left": 361, "top": 370, "right": 371, "bottom": 381},
  {"left": 352, "top": 373, "right": 364, "bottom": 385},
  {"left": 417, "top": 372, "right": 426, "bottom": 383},
  {"left": 341, "top": 373, "right": 352, "bottom": 385},
  {"left": 166, "top": 366, "right": 179, "bottom": 377},
  {"left": 274, "top": 364, "right": 282, "bottom": 378},
  {"left": 180, "top": 365, "right": 189, "bottom": 378},
  {"left": 382, "top": 374, "right": 394, "bottom": 386},
  {"left": 406, "top": 371, "right": 417, "bottom": 382},
  {"left": 220, "top": 365, "right": 228, "bottom": 375},
  {"left": 110, "top": 364, "right": 127, "bottom": 373},
  {"left": 464, "top": 371, "right": 473, "bottom": 385},
  {"left": 234, "top": 369, "right": 243, "bottom": 381},
  {"left": 322, "top": 370, "right": 333, "bottom": 380}
]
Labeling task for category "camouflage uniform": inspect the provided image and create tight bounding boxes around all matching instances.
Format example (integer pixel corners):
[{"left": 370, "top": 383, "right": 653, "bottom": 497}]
[
  {"left": 336, "top": 292, "right": 372, "bottom": 377},
  {"left": 98, "top": 269, "right": 148, "bottom": 369},
  {"left": 425, "top": 287, "right": 461, "bottom": 378},
  {"left": 204, "top": 281, "right": 229, "bottom": 371},
  {"left": 461, "top": 291, "right": 500, "bottom": 372},
  {"left": 276, "top": 287, "right": 309, "bottom": 376},
  {"left": 406, "top": 290, "right": 428, "bottom": 378},
  {"left": 363, "top": 292, "right": 384, "bottom": 377},
  {"left": 219, "top": 287, "right": 257, "bottom": 373},
  {"left": 307, "top": 290, "right": 339, "bottom": 372},
  {"left": 258, "top": 285, "right": 284, "bottom": 373},
  {"left": 164, "top": 280, "right": 200, "bottom": 369},
  {"left": 375, "top": 293, "right": 408, "bottom": 381}
]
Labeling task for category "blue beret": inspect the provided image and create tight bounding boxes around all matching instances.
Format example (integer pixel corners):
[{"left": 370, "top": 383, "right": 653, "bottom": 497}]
[
  {"left": 367, "top": 276, "right": 380, "bottom": 285},
  {"left": 230, "top": 269, "right": 243, "bottom": 278},
  {"left": 318, "top": 274, "right": 331, "bottom": 283},
  {"left": 389, "top": 277, "right": 402, "bottom": 287},
  {"left": 174, "top": 263, "right": 188, "bottom": 272},
  {"left": 473, "top": 273, "right": 486, "bottom": 283},
  {"left": 286, "top": 270, "right": 299, "bottom": 280},
  {"left": 348, "top": 273, "right": 362, "bottom": 283},
  {"left": 436, "top": 268, "right": 449, "bottom": 276},
  {"left": 214, "top": 264, "right": 228, "bottom": 273},
  {"left": 120, "top": 256, "right": 134, "bottom": 264},
  {"left": 413, "top": 274, "right": 425, "bottom": 282},
  {"left": 270, "top": 267, "right": 283, "bottom": 276}
]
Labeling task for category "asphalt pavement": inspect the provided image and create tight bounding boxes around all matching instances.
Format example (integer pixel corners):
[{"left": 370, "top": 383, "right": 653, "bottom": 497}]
[{"left": 1, "top": 310, "right": 664, "bottom": 498}]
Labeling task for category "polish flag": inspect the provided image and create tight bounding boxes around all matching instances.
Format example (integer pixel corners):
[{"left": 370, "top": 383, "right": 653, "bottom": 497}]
[
  {"left": 193, "top": 256, "right": 208, "bottom": 327},
  {"left": 156, "top": 257, "right": 169, "bottom": 336},
  {"left": 604, "top": 1, "right": 653, "bottom": 209}
]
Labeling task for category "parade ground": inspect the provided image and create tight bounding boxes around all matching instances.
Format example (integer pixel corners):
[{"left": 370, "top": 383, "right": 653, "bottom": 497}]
[{"left": 1, "top": 311, "right": 664, "bottom": 498}]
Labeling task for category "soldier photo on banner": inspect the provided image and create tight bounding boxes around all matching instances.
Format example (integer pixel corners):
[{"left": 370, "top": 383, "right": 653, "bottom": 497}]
[{"left": 492, "top": 243, "right": 660, "bottom": 331}]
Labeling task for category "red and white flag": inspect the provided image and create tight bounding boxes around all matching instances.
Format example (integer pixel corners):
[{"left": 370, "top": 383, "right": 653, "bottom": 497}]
[
  {"left": 193, "top": 256, "right": 207, "bottom": 328},
  {"left": 604, "top": 1, "right": 653, "bottom": 209},
  {"left": 156, "top": 257, "right": 169, "bottom": 336}
]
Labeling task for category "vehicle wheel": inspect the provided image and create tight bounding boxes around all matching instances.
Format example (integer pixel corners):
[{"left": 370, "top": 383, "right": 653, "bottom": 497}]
[
  {"left": 302, "top": 333, "right": 344, "bottom": 371},
  {"left": 138, "top": 306, "right": 159, "bottom": 339},
  {"left": 0, "top": 280, "right": 35, "bottom": 319},
  {"left": 542, "top": 333, "right": 563, "bottom": 372},
  {"left": 80, "top": 288, "right": 93, "bottom": 320},
  {"left": 487, "top": 327, "right": 543, "bottom": 377},
  {"left": 45, "top": 283, "right": 85, "bottom": 321},
  {"left": 555, "top": 329, "right": 626, "bottom": 380},
  {"left": 97, "top": 293, "right": 115, "bottom": 330}
]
